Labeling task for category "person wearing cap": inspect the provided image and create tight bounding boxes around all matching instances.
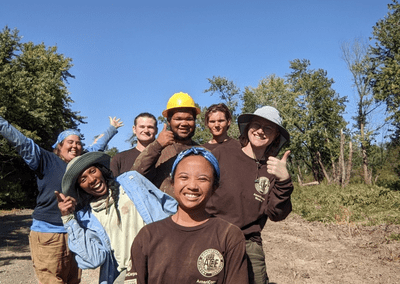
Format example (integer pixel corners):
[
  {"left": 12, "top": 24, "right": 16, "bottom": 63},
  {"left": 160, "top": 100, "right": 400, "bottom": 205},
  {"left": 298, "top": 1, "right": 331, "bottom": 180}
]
[
  {"left": 125, "top": 147, "right": 249, "bottom": 284},
  {"left": 56, "top": 151, "right": 177, "bottom": 284},
  {"left": 0, "top": 115, "right": 123, "bottom": 284},
  {"left": 206, "top": 106, "right": 293, "bottom": 284},
  {"left": 111, "top": 112, "right": 158, "bottom": 177},
  {"left": 132, "top": 92, "right": 200, "bottom": 198},
  {"left": 201, "top": 103, "right": 240, "bottom": 151}
]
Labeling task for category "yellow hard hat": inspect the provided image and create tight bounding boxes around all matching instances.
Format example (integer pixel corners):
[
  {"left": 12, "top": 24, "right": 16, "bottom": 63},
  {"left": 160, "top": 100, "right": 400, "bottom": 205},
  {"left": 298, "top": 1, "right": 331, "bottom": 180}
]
[{"left": 162, "top": 92, "right": 201, "bottom": 117}]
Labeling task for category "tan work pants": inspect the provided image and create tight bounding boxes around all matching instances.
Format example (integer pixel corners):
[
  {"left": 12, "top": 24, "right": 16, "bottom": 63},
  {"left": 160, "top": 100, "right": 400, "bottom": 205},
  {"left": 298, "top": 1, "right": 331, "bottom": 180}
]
[{"left": 29, "top": 231, "right": 81, "bottom": 284}]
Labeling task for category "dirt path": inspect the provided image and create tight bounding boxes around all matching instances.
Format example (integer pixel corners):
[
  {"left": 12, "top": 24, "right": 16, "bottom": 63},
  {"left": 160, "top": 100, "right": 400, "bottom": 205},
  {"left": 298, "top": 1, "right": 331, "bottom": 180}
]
[{"left": 1, "top": 209, "right": 399, "bottom": 284}]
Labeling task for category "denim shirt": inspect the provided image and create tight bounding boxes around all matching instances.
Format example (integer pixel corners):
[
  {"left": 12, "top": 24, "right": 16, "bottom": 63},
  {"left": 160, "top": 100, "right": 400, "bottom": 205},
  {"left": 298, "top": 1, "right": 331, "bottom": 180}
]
[{"left": 64, "top": 171, "right": 178, "bottom": 284}]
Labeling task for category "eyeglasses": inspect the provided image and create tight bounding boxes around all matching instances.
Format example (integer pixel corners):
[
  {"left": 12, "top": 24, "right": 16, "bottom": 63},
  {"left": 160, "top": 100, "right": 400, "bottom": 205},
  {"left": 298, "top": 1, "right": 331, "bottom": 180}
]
[{"left": 249, "top": 122, "right": 276, "bottom": 134}]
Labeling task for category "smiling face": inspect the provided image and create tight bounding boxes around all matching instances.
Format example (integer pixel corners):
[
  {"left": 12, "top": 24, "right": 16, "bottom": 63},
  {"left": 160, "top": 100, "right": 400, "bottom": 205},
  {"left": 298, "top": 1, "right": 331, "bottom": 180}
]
[
  {"left": 58, "top": 135, "right": 83, "bottom": 163},
  {"left": 77, "top": 166, "right": 108, "bottom": 197},
  {"left": 207, "top": 111, "right": 230, "bottom": 138},
  {"left": 133, "top": 116, "right": 158, "bottom": 145},
  {"left": 168, "top": 108, "right": 196, "bottom": 141},
  {"left": 173, "top": 155, "right": 215, "bottom": 212},
  {"left": 247, "top": 117, "right": 279, "bottom": 150}
]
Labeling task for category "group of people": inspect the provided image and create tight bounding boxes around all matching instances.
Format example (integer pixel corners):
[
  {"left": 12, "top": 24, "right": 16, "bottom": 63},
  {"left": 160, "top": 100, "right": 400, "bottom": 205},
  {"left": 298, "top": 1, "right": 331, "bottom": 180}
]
[{"left": 0, "top": 91, "right": 294, "bottom": 284}]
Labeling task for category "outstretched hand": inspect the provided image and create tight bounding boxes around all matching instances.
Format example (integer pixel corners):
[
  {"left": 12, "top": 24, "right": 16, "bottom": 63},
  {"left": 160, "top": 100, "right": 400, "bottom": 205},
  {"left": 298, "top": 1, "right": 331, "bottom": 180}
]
[
  {"left": 266, "top": 150, "right": 291, "bottom": 181},
  {"left": 55, "top": 191, "right": 77, "bottom": 216},
  {"left": 109, "top": 116, "right": 124, "bottom": 129},
  {"left": 156, "top": 123, "right": 175, "bottom": 148}
]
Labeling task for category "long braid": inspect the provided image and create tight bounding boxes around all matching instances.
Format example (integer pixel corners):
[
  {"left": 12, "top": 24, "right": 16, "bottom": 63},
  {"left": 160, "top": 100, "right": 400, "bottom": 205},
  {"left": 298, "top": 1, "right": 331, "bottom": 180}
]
[{"left": 97, "top": 164, "right": 122, "bottom": 225}]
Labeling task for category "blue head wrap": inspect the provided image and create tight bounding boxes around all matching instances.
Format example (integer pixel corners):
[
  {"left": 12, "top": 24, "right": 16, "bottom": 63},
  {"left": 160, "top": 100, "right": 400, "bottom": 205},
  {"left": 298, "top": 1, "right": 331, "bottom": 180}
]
[
  {"left": 170, "top": 147, "right": 220, "bottom": 183},
  {"left": 52, "top": 129, "right": 83, "bottom": 149}
]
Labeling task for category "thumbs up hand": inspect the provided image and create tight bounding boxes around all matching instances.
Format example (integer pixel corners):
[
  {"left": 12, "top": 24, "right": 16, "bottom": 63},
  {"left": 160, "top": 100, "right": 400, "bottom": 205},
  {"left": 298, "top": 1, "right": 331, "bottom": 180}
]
[
  {"left": 266, "top": 150, "right": 291, "bottom": 181},
  {"left": 156, "top": 123, "right": 175, "bottom": 148},
  {"left": 55, "top": 191, "right": 77, "bottom": 216}
]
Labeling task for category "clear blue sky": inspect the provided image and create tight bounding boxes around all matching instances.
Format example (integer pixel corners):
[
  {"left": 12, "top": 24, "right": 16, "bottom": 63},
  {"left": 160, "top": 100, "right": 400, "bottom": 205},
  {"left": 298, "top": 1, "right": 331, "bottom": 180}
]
[{"left": 1, "top": 0, "right": 390, "bottom": 151}]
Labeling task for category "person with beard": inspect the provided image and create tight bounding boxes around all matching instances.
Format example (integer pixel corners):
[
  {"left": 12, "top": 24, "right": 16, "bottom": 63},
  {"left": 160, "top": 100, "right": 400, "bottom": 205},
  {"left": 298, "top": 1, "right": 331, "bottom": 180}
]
[
  {"left": 110, "top": 112, "right": 158, "bottom": 177},
  {"left": 132, "top": 92, "right": 200, "bottom": 198}
]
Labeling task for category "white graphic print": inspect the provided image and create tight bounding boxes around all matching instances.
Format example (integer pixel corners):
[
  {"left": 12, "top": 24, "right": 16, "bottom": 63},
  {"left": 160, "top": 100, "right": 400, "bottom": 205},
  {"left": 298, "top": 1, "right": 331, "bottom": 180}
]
[{"left": 197, "top": 249, "right": 224, "bottom": 277}]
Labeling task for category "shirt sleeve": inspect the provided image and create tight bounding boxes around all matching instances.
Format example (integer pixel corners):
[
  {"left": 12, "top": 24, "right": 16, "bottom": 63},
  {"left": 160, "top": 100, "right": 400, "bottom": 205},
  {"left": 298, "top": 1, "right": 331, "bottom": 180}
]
[
  {"left": 264, "top": 178, "right": 293, "bottom": 221},
  {"left": 131, "top": 140, "right": 163, "bottom": 180},
  {"left": 0, "top": 116, "right": 41, "bottom": 170},
  {"left": 223, "top": 227, "right": 250, "bottom": 284},
  {"left": 64, "top": 217, "right": 108, "bottom": 269},
  {"left": 85, "top": 125, "right": 118, "bottom": 152},
  {"left": 110, "top": 153, "right": 121, "bottom": 177},
  {"left": 124, "top": 228, "right": 148, "bottom": 284}
]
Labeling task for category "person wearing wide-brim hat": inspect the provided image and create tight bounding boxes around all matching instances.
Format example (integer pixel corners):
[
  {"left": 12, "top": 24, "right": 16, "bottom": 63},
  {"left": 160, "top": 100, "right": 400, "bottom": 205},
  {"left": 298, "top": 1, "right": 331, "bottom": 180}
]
[
  {"left": 56, "top": 151, "right": 177, "bottom": 284},
  {"left": 206, "top": 106, "right": 294, "bottom": 284}
]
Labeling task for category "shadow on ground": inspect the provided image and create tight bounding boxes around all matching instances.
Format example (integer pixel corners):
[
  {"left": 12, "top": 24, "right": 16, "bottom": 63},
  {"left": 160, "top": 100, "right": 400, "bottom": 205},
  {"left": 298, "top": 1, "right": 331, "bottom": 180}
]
[{"left": 0, "top": 213, "right": 32, "bottom": 253}]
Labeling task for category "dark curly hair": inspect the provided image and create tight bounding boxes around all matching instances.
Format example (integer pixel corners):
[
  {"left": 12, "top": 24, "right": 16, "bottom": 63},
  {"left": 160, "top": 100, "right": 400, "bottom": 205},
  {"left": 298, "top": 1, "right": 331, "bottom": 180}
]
[{"left": 75, "top": 164, "right": 121, "bottom": 223}]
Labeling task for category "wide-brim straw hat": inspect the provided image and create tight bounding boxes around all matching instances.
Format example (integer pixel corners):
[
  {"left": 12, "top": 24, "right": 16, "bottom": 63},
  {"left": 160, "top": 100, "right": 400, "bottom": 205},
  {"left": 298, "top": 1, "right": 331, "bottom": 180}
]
[
  {"left": 238, "top": 106, "right": 290, "bottom": 150},
  {"left": 62, "top": 152, "right": 111, "bottom": 200}
]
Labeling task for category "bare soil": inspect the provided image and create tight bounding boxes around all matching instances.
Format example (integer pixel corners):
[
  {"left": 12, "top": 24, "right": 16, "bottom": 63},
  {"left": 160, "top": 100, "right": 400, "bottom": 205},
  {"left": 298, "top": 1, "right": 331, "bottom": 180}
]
[{"left": 1, "top": 209, "right": 399, "bottom": 284}]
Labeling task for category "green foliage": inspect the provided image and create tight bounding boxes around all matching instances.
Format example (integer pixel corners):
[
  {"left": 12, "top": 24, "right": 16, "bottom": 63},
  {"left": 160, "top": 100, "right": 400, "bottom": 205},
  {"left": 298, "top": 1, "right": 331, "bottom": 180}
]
[
  {"left": 0, "top": 153, "right": 36, "bottom": 209},
  {"left": 388, "top": 233, "right": 400, "bottom": 241},
  {"left": 368, "top": 0, "right": 400, "bottom": 141},
  {"left": 286, "top": 59, "right": 348, "bottom": 181},
  {"left": 192, "top": 105, "right": 212, "bottom": 145},
  {"left": 0, "top": 26, "right": 84, "bottom": 208},
  {"left": 0, "top": 26, "right": 85, "bottom": 148},
  {"left": 106, "top": 147, "right": 119, "bottom": 158},
  {"left": 204, "top": 76, "right": 240, "bottom": 120},
  {"left": 292, "top": 183, "right": 400, "bottom": 225}
]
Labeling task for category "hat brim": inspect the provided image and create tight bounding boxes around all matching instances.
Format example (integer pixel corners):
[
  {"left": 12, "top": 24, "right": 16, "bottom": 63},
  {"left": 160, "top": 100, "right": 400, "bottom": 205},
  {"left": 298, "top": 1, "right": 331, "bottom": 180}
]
[
  {"left": 237, "top": 113, "right": 290, "bottom": 143},
  {"left": 62, "top": 152, "right": 111, "bottom": 200},
  {"left": 162, "top": 106, "right": 201, "bottom": 117}
]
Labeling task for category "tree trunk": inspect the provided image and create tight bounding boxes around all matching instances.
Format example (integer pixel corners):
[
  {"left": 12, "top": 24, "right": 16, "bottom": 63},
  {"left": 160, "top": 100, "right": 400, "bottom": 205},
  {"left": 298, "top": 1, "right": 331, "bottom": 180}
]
[
  {"left": 340, "top": 129, "right": 346, "bottom": 188},
  {"left": 360, "top": 123, "right": 372, "bottom": 185},
  {"left": 317, "top": 151, "right": 331, "bottom": 184},
  {"left": 344, "top": 141, "right": 352, "bottom": 186}
]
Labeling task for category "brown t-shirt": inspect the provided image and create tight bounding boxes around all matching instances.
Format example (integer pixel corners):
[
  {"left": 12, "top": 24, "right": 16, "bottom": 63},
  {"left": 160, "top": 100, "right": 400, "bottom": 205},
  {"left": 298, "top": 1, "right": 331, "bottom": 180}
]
[
  {"left": 132, "top": 140, "right": 197, "bottom": 198},
  {"left": 110, "top": 147, "right": 141, "bottom": 177},
  {"left": 125, "top": 216, "right": 249, "bottom": 284},
  {"left": 206, "top": 143, "right": 293, "bottom": 244},
  {"left": 201, "top": 137, "right": 240, "bottom": 151}
]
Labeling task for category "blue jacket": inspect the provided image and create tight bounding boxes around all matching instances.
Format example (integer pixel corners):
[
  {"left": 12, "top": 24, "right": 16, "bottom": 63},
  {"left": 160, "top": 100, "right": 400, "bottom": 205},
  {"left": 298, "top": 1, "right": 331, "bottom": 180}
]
[{"left": 64, "top": 171, "right": 178, "bottom": 284}]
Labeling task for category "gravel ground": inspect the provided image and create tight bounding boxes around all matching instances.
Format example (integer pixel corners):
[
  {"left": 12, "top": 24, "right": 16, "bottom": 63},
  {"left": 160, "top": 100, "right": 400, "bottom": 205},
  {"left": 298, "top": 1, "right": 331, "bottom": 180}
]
[{"left": 1, "top": 209, "right": 400, "bottom": 284}]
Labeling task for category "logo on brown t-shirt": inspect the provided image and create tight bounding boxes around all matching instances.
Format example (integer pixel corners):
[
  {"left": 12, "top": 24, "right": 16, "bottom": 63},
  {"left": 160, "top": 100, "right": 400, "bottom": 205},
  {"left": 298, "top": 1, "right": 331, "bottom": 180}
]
[{"left": 197, "top": 249, "right": 224, "bottom": 278}]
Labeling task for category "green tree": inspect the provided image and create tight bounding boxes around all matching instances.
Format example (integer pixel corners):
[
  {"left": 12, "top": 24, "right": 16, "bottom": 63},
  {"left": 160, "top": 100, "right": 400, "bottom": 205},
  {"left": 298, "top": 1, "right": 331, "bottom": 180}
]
[
  {"left": 368, "top": 0, "right": 400, "bottom": 142},
  {"left": 286, "top": 59, "right": 348, "bottom": 182},
  {"left": 341, "top": 38, "right": 387, "bottom": 185},
  {"left": 204, "top": 76, "right": 240, "bottom": 120},
  {"left": 0, "top": 26, "right": 84, "bottom": 208},
  {"left": 192, "top": 105, "right": 212, "bottom": 145}
]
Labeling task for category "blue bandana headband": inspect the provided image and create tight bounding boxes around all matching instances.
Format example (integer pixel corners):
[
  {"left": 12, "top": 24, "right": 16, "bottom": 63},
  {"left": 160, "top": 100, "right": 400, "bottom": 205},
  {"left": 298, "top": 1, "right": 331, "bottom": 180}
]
[
  {"left": 170, "top": 147, "right": 220, "bottom": 182},
  {"left": 52, "top": 129, "right": 82, "bottom": 149}
]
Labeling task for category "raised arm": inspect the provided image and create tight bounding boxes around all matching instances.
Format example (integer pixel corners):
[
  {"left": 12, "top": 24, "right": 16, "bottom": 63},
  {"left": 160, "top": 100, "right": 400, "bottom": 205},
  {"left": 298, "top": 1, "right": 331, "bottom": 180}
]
[
  {"left": 265, "top": 151, "right": 293, "bottom": 221},
  {"left": 131, "top": 123, "right": 173, "bottom": 179},
  {"left": 85, "top": 116, "right": 124, "bottom": 152},
  {"left": 0, "top": 116, "right": 41, "bottom": 170}
]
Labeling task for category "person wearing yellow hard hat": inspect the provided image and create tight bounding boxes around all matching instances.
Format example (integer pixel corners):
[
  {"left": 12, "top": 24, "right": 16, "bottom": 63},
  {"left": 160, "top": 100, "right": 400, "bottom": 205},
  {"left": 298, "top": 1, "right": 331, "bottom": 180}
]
[{"left": 132, "top": 92, "right": 200, "bottom": 198}]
